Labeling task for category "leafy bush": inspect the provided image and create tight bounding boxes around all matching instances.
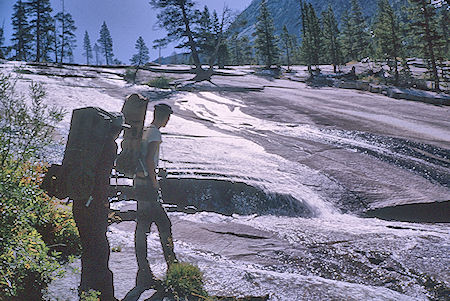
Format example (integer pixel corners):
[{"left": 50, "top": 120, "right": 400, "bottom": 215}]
[
  {"left": 124, "top": 67, "right": 137, "bottom": 83},
  {"left": 0, "top": 73, "right": 80, "bottom": 299},
  {"left": 146, "top": 76, "right": 171, "bottom": 89},
  {"left": 80, "top": 289, "right": 101, "bottom": 301},
  {"left": 165, "top": 262, "right": 209, "bottom": 301},
  {"left": 0, "top": 73, "right": 65, "bottom": 165}
]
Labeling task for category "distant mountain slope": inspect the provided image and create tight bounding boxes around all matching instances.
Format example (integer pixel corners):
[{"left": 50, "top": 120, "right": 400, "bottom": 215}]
[{"left": 229, "top": 0, "right": 408, "bottom": 39}]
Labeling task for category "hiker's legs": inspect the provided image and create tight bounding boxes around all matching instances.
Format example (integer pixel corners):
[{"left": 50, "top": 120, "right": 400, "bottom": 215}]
[
  {"left": 154, "top": 204, "right": 177, "bottom": 266},
  {"left": 135, "top": 203, "right": 153, "bottom": 272},
  {"left": 73, "top": 200, "right": 115, "bottom": 301},
  {"left": 135, "top": 183, "right": 176, "bottom": 273}
]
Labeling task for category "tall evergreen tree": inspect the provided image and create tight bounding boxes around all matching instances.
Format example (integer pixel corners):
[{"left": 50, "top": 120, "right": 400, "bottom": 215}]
[
  {"left": 153, "top": 38, "right": 167, "bottom": 65},
  {"left": 321, "top": 5, "right": 342, "bottom": 73},
  {"left": 437, "top": 2, "right": 449, "bottom": 60},
  {"left": 300, "top": 2, "right": 322, "bottom": 70},
  {"left": 229, "top": 33, "right": 243, "bottom": 65},
  {"left": 197, "top": 6, "right": 214, "bottom": 60},
  {"left": 0, "top": 24, "right": 5, "bottom": 59},
  {"left": 373, "top": 0, "right": 403, "bottom": 83},
  {"left": 229, "top": 34, "right": 253, "bottom": 66},
  {"left": 97, "top": 21, "right": 114, "bottom": 65},
  {"left": 407, "top": 0, "right": 444, "bottom": 91},
  {"left": 11, "top": 0, "right": 33, "bottom": 61},
  {"left": 340, "top": 0, "right": 369, "bottom": 62},
  {"left": 241, "top": 36, "right": 254, "bottom": 65},
  {"left": 150, "top": 0, "right": 204, "bottom": 74},
  {"left": 52, "top": 18, "right": 59, "bottom": 62},
  {"left": 350, "top": 0, "right": 369, "bottom": 60},
  {"left": 83, "top": 31, "right": 93, "bottom": 65},
  {"left": 280, "top": 25, "right": 295, "bottom": 70},
  {"left": 209, "top": 8, "right": 231, "bottom": 69},
  {"left": 27, "top": 0, "right": 54, "bottom": 62},
  {"left": 300, "top": 0, "right": 312, "bottom": 72},
  {"left": 93, "top": 42, "right": 100, "bottom": 65},
  {"left": 131, "top": 36, "right": 150, "bottom": 66},
  {"left": 194, "top": 6, "right": 230, "bottom": 69},
  {"left": 339, "top": 10, "right": 354, "bottom": 62},
  {"left": 255, "top": 0, "right": 279, "bottom": 68},
  {"left": 55, "top": 2, "right": 77, "bottom": 63}
]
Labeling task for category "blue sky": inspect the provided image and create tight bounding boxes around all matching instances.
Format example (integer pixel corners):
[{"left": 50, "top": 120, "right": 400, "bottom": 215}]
[{"left": 0, "top": 0, "right": 253, "bottom": 64}]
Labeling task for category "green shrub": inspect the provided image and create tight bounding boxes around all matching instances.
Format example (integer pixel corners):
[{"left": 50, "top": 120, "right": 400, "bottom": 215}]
[
  {"left": 124, "top": 67, "right": 137, "bottom": 83},
  {"left": 0, "top": 163, "right": 64, "bottom": 299},
  {"left": 80, "top": 289, "right": 101, "bottom": 301},
  {"left": 0, "top": 73, "right": 80, "bottom": 299},
  {"left": 146, "top": 76, "right": 171, "bottom": 89},
  {"left": 165, "top": 262, "right": 209, "bottom": 301}
]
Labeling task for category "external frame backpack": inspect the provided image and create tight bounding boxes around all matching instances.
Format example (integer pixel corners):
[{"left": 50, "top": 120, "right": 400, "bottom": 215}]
[{"left": 115, "top": 94, "right": 148, "bottom": 178}]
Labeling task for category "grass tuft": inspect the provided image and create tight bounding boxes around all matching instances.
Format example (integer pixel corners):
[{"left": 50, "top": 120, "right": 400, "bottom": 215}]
[
  {"left": 146, "top": 76, "right": 171, "bottom": 89},
  {"left": 165, "top": 262, "right": 209, "bottom": 300}
]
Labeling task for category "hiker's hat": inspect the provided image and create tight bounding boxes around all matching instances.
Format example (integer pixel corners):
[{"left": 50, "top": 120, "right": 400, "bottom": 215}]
[
  {"left": 110, "top": 112, "right": 131, "bottom": 129},
  {"left": 154, "top": 103, "right": 173, "bottom": 115}
]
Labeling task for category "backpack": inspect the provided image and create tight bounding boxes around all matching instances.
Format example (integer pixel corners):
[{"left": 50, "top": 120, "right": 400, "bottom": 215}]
[
  {"left": 115, "top": 94, "right": 148, "bottom": 178},
  {"left": 42, "top": 107, "right": 121, "bottom": 200}
]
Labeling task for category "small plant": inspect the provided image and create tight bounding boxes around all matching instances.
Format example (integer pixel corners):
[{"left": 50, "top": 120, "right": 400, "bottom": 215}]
[
  {"left": 165, "top": 262, "right": 209, "bottom": 301},
  {"left": 80, "top": 289, "right": 101, "bottom": 301},
  {"left": 124, "top": 67, "right": 137, "bottom": 83},
  {"left": 111, "top": 245, "right": 122, "bottom": 252},
  {"left": 147, "top": 76, "right": 171, "bottom": 89}
]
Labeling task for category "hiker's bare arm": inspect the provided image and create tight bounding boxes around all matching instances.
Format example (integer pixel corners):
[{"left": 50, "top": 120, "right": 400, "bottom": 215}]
[{"left": 145, "top": 141, "right": 159, "bottom": 189}]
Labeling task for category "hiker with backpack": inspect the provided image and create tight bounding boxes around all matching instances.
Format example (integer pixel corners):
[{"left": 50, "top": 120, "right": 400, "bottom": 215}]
[
  {"left": 133, "top": 103, "right": 178, "bottom": 288},
  {"left": 42, "top": 108, "right": 130, "bottom": 300}
]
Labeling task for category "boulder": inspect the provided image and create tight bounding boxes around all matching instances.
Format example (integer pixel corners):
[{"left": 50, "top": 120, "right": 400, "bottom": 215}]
[{"left": 356, "top": 81, "right": 370, "bottom": 91}]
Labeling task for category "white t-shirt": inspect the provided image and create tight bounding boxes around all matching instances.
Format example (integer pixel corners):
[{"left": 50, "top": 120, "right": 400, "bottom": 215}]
[{"left": 141, "top": 124, "right": 162, "bottom": 168}]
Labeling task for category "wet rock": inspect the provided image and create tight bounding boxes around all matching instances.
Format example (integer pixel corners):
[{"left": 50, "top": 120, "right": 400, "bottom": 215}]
[
  {"left": 387, "top": 87, "right": 450, "bottom": 105},
  {"left": 364, "top": 200, "right": 450, "bottom": 223},
  {"left": 159, "top": 178, "right": 314, "bottom": 217},
  {"left": 334, "top": 80, "right": 358, "bottom": 89},
  {"left": 356, "top": 81, "right": 370, "bottom": 91}
]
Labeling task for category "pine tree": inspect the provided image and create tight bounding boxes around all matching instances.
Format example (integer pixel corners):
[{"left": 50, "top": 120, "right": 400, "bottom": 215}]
[
  {"left": 0, "top": 24, "right": 5, "bottom": 59},
  {"left": 153, "top": 38, "right": 167, "bottom": 65},
  {"left": 131, "top": 36, "right": 150, "bottom": 66},
  {"left": 350, "top": 0, "right": 369, "bottom": 60},
  {"left": 209, "top": 9, "right": 231, "bottom": 69},
  {"left": 321, "top": 5, "right": 342, "bottom": 73},
  {"left": 11, "top": 0, "right": 33, "bottom": 61},
  {"left": 255, "top": 0, "right": 279, "bottom": 68},
  {"left": 407, "top": 0, "right": 444, "bottom": 91},
  {"left": 197, "top": 6, "right": 214, "bottom": 60},
  {"left": 229, "top": 33, "right": 243, "bottom": 65},
  {"left": 52, "top": 18, "right": 59, "bottom": 62},
  {"left": 55, "top": 2, "right": 77, "bottom": 64},
  {"left": 340, "top": 0, "right": 369, "bottom": 62},
  {"left": 83, "top": 31, "right": 93, "bottom": 65},
  {"left": 27, "top": 0, "right": 54, "bottom": 62},
  {"left": 280, "top": 25, "right": 295, "bottom": 70},
  {"left": 300, "top": 0, "right": 312, "bottom": 72},
  {"left": 229, "top": 34, "right": 253, "bottom": 66},
  {"left": 93, "top": 43, "right": 100, "bottom": 65},
  {"left": 373, "top": 0, "right": 403, "bottom": 83},
  {"left": 437, "top": 2, "right": 449, "bottom": 59},
  {"left": 97, "top": 21, "right": 114, "bottom": 65},
  {"left": 241, "top": 36, "right": 254, "bottom": 65},
  {"left": 150, "top": 0, "right": 203, "bottom": 74},
  {"left": 340, "top": 10, "right": 354, "bottom": 62},
  {"left": 300, "top": 2, "right": 322, "bottom": 71}
]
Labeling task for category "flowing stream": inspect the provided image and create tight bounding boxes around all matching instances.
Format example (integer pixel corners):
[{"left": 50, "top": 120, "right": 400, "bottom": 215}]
[{"left": 5, "top": 61, "right": 446, "bottom": 300}]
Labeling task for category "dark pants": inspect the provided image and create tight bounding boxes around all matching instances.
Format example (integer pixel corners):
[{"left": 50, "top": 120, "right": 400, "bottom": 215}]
[
  {"left": 73, "top": 198, "right": 115, "bottom": 301},
  {"left": 134, "top": 181, "right": 176, "bottom": 274}
]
